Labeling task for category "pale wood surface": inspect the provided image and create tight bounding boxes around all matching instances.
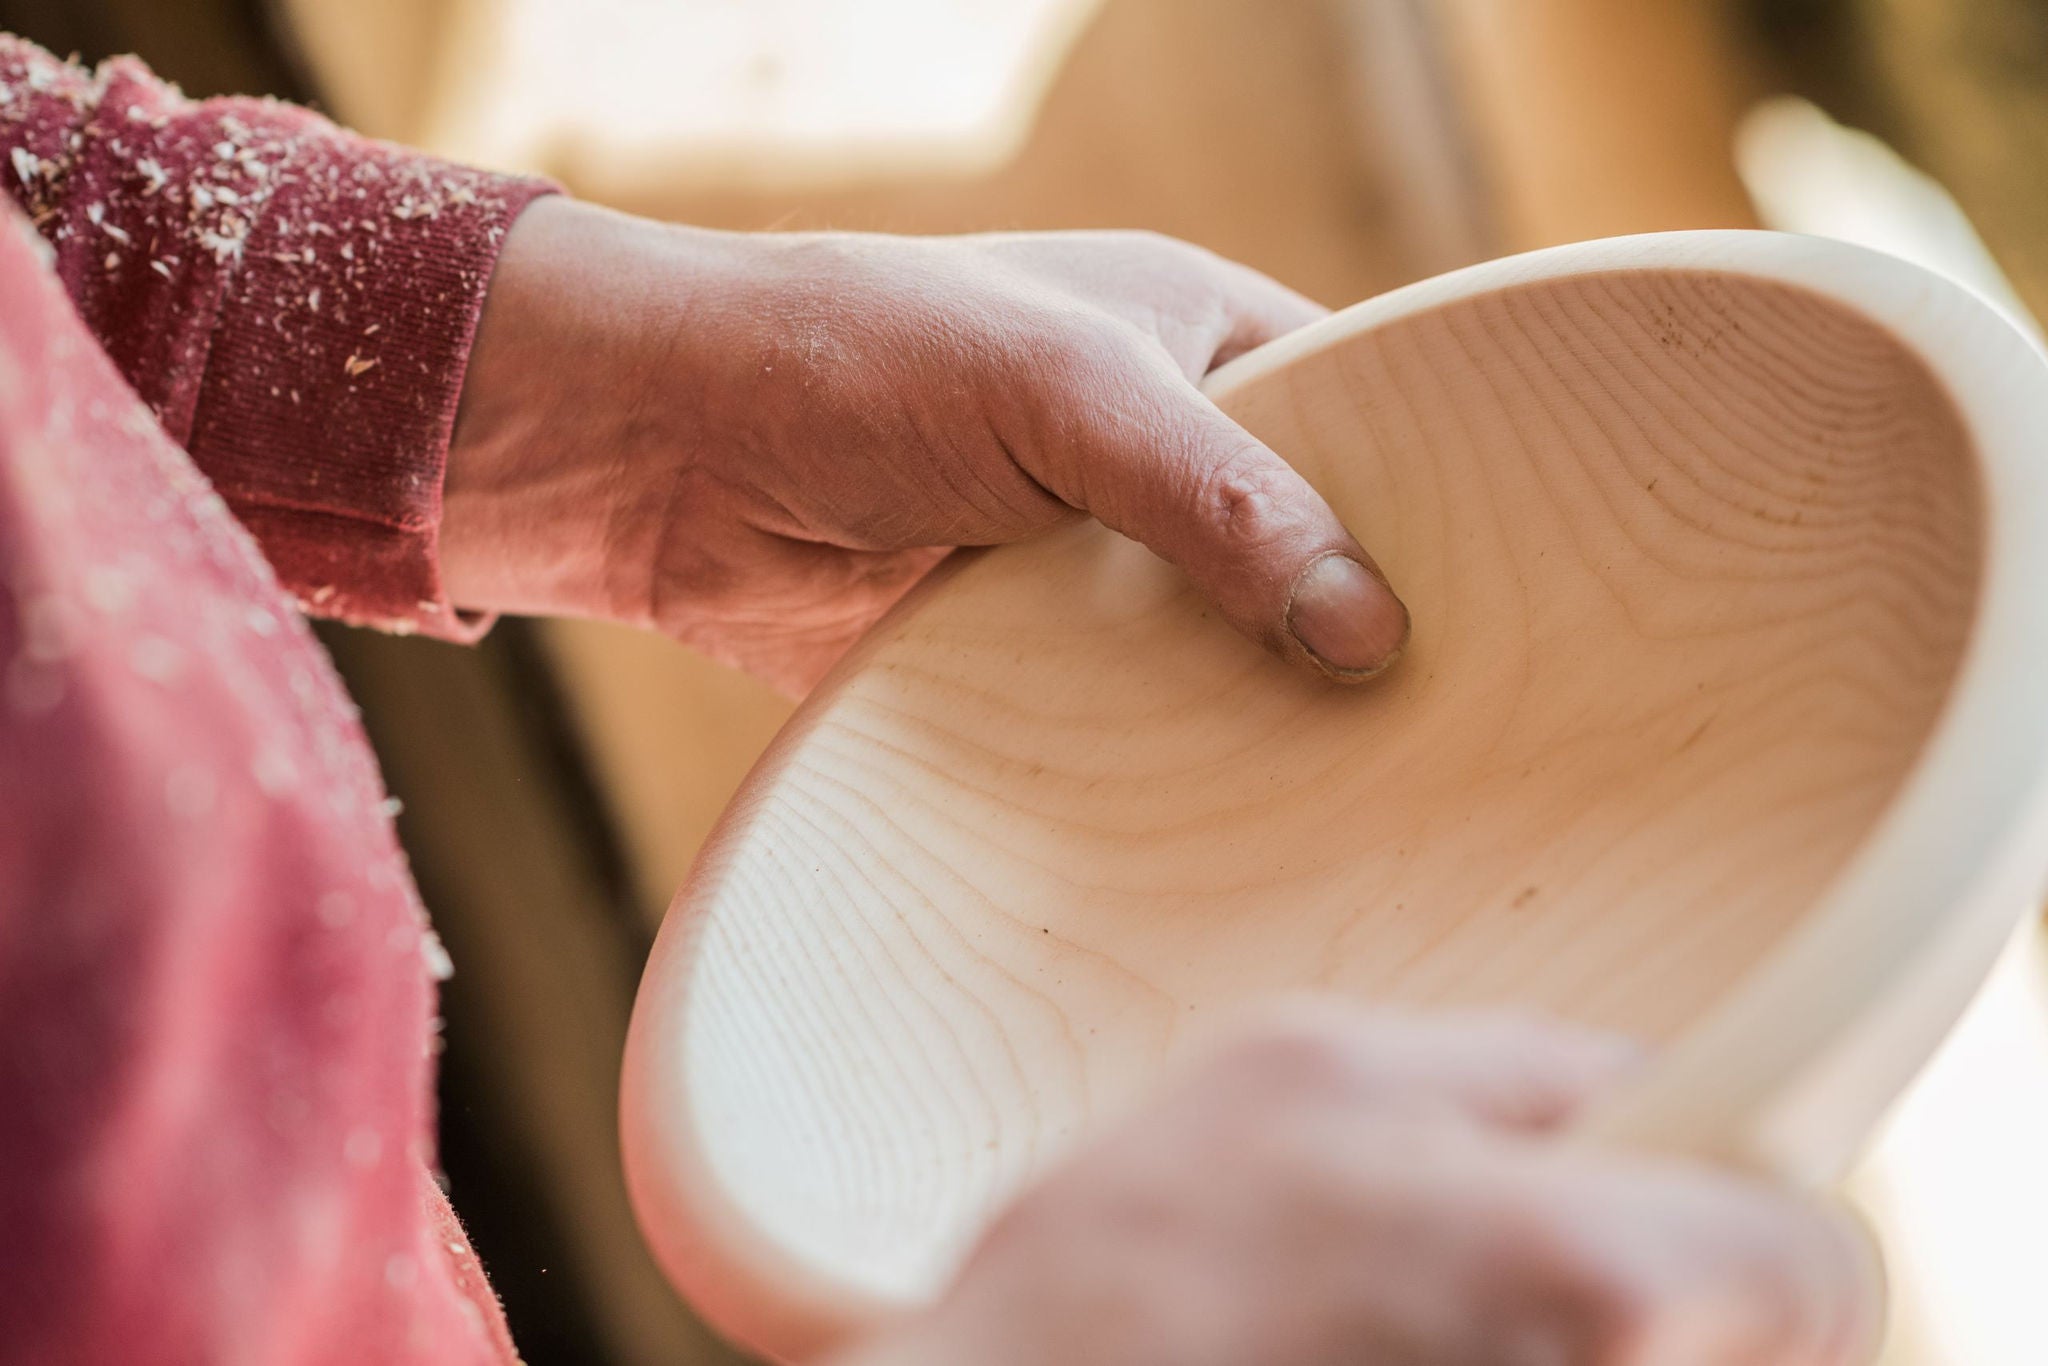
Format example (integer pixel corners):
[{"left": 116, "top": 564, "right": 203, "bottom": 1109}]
[
  {"left": 1431, "top": 0, "right": 1761, "bottom": 249},
  {"left": 625, "top": 233, "right": 2048, "bottom": 1361}
]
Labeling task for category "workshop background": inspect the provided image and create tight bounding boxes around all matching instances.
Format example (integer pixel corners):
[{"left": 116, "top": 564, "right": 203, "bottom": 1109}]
[{"left": 6, "top": 1, "right": 2048, "bottom": 1363}]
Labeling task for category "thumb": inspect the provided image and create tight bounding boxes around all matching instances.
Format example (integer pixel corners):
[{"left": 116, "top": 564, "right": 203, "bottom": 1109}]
[{"left": 1043, "top": 358, "right": 1409, "bottom": 681}]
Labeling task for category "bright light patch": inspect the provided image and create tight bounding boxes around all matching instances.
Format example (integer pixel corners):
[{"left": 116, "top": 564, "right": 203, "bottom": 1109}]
[
  {"left": 436, "top": 0, "right": 1107, "bottom": 186},
  {"left": 1852, "top": 929, "right": 2048, "bottom": 1365}
]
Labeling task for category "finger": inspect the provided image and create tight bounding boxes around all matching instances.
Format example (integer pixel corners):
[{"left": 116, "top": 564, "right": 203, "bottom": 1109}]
[
  {"left": 1491, "top": 1153, "right": 1885, "bottom": 1365},
  {"left": 1197, "top": 1000, "right": 1645, "bottom": 1133},
  {"left": 973, "top": 230, "right": 1327, "bottom": 377},
  {"left": 1033, "top": 350, "right": 1409, "bottom": 680}
]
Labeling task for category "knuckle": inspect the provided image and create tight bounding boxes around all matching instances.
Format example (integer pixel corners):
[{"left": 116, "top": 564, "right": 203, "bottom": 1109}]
[
  {"left": 1143, "top": 232, "right": 1231, "bottom": 288},
  {"left": 1104, "top": 226, "right": 1192, "bottom": 260},
  {"left": 1191, "top": 448, "right": 1299, "bottom": 549}
]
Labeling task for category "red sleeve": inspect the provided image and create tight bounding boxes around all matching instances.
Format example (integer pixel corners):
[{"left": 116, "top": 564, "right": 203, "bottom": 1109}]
[
  {"left": 0, "top": 203, "right": 519, "bottom": 1364},
  {"left": 0, "top": 35, "right": 558, "bottom": 640}
]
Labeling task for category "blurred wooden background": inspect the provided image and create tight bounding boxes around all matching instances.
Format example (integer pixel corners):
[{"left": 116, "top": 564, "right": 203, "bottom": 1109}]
[{"left": 9, "top": 1, "right": 2048, "bottom": 1362}]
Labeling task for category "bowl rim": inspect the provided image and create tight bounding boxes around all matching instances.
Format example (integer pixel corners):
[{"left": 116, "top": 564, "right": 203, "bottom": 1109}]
[{"left": 621, "top": 228, "right": 2048, "bottom": 1361}]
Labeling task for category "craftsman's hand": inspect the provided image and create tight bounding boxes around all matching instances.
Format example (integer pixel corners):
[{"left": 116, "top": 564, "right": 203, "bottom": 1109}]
[
  {"left": 445, "top": 198, "right": 1407, "bottom": 692},
  {"left": 834, "top": 1006, "right": 1880, "bottom": 1366}
]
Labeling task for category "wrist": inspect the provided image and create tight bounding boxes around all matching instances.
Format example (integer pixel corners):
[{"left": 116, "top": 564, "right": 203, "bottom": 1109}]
[{"left": 442, "top": 197, "right": 743, "bottom": 625}]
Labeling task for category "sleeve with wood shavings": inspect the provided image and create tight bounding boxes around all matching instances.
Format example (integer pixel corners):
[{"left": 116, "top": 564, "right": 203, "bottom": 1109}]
[{"left": 0, "top": 34, "right": 558, "bottom": 640}]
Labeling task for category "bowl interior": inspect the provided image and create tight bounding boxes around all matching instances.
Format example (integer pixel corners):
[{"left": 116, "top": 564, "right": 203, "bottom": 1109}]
[{"left": 664, "top": 266, "right": 1984, "bottom": 1307}]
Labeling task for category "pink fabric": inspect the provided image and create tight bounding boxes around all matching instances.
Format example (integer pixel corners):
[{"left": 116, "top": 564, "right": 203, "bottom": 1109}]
[{"left": 0, "top": 35, "right": 555, "bottom": 1365}]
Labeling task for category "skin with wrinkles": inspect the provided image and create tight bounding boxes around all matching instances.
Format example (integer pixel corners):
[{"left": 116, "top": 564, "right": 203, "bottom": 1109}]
[{"left": 444, "top": 199, "right": 1409, "bottom": 693}]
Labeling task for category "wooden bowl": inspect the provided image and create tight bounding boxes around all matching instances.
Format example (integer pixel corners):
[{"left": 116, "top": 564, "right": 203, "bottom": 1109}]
[{"left": 622, "top": 231, "right": 2048, "bottom": 1361}]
